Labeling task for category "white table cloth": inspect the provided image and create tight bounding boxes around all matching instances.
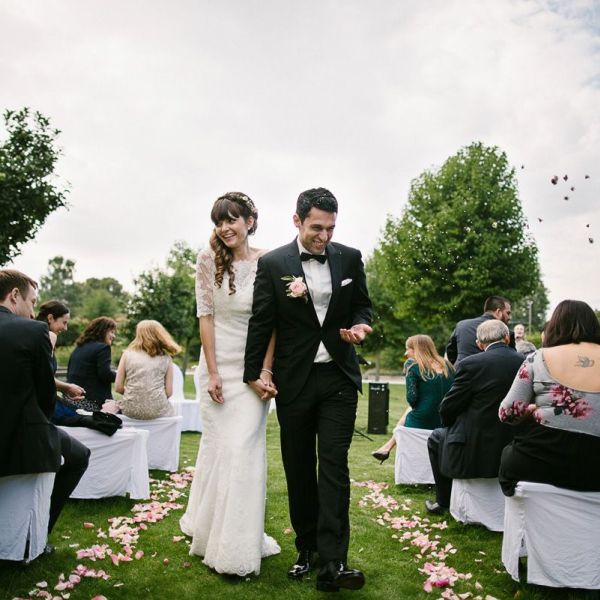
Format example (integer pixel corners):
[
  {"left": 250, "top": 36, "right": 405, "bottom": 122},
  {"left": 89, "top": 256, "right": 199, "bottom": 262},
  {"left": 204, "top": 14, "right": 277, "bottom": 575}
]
[
  {"left": 450, "top": 478, "right": 505, "bottom": 532},
  {"left": 393, "top": 426, "right": 435, "bottom": 484},
  {"left": 502, "top": 481, "right": 600, "bottom": 589},
  {"left": 58, "top": 426, "right": 150, "bottom": 499},
  {"left": 119, "top": 415, "right": 183, "bottom": 471},
  {"left": 0, "top": 473, "right": 55, "bottom": 561}
]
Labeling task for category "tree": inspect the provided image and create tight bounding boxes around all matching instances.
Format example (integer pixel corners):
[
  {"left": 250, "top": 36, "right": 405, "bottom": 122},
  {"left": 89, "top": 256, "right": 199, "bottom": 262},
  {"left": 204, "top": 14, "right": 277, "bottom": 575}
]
[
  {"left": 125, "top": 241, "right": 198, "bottom": 371},
  {"left": 77, "top": 277, "right": 128, "bottom": 320},
  {"left": 511, "top": 282, "right": 550, "bottom": 334},
  {"left": 39, "top": 256, "right": 79, "bottom": 307},
  {"left": 0, "top": 108, "right": 69, "bottom": 264},
  {"left": 374, "top": 142, "right": 544, "bottom": 344}
]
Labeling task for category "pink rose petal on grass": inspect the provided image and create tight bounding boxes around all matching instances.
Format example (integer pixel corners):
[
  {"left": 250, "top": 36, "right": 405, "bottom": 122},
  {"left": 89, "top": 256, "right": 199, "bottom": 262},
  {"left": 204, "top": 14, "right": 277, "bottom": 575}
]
[
  {"left": 91, "top": 596, "right": 108, "bottom": 600},
  {"left": 36, "top": 581, "right": 48, "bottom": 588},
  {"left": 83, "top": 522, "right": 94, "bottom": 529},
  {"left": 172, "top": 535, "right": 185, "bottom": 543},
  {"left": 135, "top": 550, "right": 144, "bottom": 560}
]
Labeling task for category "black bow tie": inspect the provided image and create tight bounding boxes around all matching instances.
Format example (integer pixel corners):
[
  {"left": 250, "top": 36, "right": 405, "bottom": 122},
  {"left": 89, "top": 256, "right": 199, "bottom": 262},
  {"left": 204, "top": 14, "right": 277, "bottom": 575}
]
[{"left": 300, "top": 252, "right": 327, "bottom": 264}]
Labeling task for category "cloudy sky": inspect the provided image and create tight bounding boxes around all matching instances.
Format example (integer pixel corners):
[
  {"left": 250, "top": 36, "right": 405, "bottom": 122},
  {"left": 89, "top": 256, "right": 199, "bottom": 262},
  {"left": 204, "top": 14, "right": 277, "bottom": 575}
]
[{"left": 2, "top": 0, "right": 599, "bottom": 314}]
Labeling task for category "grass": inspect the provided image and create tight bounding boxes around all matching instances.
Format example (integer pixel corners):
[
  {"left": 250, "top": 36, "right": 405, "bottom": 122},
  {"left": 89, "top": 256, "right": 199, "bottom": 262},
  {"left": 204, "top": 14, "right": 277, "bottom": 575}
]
[{"left": 0, "top": 383, "right": 591, "bottom": 600}]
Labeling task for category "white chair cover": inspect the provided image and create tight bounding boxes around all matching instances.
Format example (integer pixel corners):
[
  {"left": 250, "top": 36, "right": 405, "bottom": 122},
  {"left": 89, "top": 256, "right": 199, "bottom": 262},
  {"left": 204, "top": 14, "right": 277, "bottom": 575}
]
[
  {"left": 450, "top": 478, "right": 505, "bottom": 532},
  {"left": 170, "top": 398, "right": 203, "bottom": 432},
  {"left": 0, "top": 473, "right": 55, "bottom": 561},
  {"left": 168, "top": 363, "right": 186, "bottom": 401},
  {"left": 119, "top": 415, "right": 183, "bottom": 471},
  {"left": 393, "top": 426, "right": 435, "bottom": 484},
  {"left": 502, "top": 481, "right": 600, "bottom": 589},
  {"left": 58, "top": 426, "right": 150, "bottom": 499}
]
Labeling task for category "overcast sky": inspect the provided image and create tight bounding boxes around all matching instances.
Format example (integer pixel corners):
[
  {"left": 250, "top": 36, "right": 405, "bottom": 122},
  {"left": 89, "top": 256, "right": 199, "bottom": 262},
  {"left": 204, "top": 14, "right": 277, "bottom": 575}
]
[{"left": 2, "top": 0, "right": 599, "bottom": 315}]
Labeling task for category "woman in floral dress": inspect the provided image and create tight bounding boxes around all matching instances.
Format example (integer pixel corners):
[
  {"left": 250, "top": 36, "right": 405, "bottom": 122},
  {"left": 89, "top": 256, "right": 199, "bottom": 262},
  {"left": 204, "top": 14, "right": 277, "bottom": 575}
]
[{"left": 498, "top": 299, "right": 600, "bottom": 495}]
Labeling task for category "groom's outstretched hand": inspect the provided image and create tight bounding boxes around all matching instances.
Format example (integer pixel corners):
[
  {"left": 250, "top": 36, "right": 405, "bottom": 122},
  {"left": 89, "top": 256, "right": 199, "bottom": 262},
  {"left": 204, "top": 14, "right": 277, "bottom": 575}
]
[
  {"left": 248, "top": 379, "right": 278, "bottom": 401},
  {"left": 339, "top": 323, "right": 373, "bottom": 345}
]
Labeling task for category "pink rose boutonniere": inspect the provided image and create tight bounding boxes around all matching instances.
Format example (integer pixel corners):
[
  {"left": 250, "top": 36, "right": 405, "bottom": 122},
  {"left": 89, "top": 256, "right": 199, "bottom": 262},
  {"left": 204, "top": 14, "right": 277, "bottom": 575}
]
[{"left": 282, "top": 275, "right": 308, "bottom": 302}]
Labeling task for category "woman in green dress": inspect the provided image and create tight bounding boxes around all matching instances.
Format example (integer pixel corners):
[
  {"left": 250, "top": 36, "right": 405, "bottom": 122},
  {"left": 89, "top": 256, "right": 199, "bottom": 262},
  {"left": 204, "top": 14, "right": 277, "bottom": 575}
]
[{"left": 372, "top": 334, "right": 454, "bottom": 463}]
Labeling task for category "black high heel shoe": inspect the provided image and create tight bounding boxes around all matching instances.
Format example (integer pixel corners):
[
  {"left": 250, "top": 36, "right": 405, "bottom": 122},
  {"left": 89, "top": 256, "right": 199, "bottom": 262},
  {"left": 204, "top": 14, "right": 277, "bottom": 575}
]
[{"left": 371, "top": 450, "right": 390, "bottom": 464}]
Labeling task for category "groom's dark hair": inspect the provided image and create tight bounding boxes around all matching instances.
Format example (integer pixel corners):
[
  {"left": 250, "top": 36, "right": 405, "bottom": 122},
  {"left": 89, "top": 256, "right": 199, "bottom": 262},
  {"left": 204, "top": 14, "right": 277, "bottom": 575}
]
[{"left": 296, "top": 188, "right": 338, "bottom": 222}]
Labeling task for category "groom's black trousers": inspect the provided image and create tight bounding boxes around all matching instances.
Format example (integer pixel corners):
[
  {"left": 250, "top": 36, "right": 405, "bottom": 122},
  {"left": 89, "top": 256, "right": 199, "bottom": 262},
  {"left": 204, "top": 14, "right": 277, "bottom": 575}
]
[{"left": 276, "top": 362, "right": 357, "bottom": 565}]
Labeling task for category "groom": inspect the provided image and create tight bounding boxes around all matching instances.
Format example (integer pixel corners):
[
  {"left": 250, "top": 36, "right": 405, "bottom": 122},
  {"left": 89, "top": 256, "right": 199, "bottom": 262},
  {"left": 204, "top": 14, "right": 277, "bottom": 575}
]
[{"left": 244, "top": 188, "right": 372, "bottom": 592}]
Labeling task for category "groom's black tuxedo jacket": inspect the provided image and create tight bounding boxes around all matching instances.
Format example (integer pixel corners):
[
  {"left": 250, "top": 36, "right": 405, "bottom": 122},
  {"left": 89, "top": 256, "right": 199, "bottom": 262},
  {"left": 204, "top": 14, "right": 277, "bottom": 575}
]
[{"left": 244, "top": 239, "right": 372, "bottom": 404}]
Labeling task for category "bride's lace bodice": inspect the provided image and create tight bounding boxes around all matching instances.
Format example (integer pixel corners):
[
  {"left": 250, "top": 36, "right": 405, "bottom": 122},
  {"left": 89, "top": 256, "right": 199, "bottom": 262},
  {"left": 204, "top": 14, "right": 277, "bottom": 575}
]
[{"left": 196, "top": 247, "right": 258, "bottom": 367}]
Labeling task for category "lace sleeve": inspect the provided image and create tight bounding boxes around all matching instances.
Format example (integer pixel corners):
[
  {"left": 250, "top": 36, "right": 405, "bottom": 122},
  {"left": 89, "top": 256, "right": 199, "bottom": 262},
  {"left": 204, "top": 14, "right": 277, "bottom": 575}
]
[
  {"left": 196, "top": 248, "right": 215, "bottom": 317},
  {"left": 499, "top": 354, "right": 535, "bottom": 423}
]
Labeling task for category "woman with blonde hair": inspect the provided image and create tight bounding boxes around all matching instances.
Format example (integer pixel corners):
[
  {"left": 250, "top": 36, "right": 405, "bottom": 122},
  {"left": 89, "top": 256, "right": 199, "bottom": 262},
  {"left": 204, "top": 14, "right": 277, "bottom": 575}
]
[
  {"left": 113, "top": 320, "right": 181, "bottom": 420},
  {"left": 372, "top": 334, "right": 454, "bottom": 463}
]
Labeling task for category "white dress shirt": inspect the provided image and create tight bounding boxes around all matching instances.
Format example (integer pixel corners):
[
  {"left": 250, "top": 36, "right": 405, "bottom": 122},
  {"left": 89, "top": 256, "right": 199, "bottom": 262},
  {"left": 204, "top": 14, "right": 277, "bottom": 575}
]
[{"left": 297, "top": 239, "right": 333, "bottom": 363}]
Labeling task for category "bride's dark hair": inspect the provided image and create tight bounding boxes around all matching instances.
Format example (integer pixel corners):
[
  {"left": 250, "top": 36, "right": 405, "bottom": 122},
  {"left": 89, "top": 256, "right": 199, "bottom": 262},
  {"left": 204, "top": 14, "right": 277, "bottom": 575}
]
[{"left": 210, "top": 192, "right": 258, "bottom": 294}]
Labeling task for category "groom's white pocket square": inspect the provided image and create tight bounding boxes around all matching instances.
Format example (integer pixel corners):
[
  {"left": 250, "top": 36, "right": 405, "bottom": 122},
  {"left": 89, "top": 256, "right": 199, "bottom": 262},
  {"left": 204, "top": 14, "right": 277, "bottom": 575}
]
[{"left": 341, "top": 278, "right": 353, "bottom": 287}]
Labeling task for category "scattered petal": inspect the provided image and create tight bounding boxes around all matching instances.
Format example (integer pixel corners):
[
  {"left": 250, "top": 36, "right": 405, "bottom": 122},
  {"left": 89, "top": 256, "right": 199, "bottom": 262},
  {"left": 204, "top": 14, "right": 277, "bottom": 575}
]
[{"left": 83, "top": 522, "right": 94, "bottom": 529}]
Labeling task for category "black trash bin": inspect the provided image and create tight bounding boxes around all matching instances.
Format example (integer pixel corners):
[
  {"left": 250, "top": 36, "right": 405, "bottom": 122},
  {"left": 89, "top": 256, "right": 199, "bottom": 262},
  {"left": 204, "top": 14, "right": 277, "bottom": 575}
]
[{"left": 367, "top": 382, "right": 389, "bottom": 434}]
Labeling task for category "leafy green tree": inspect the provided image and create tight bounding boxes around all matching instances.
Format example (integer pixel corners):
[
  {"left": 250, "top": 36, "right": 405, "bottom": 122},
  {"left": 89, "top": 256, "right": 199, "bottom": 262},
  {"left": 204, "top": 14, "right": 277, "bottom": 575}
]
[
  {"left": 375, "top": 142, "right": 544, "bottom": 343},
  {"left": 77, "top": 277, "right": 128, "bottom": 320},
  {"left": 511, "top": 282, "right": 550, "bottom": 334},
  {"left": 38, "top": 256, "right": 79, "bottom": 307},
  {"left": 125, "top": 241, "right": 198, "bottom": 372},
  {"left": 0, "top": 108, "right": 69, "bottom": 264}
]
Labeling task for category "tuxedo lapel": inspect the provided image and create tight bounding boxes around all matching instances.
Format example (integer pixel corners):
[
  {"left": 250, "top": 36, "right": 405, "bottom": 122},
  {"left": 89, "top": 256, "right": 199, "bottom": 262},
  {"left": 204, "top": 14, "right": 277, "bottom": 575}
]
[
  {"left": 284, "top": 240, "right": 320, "bottom": 325},
  {"left": 323, "top": 243, "right": 342, "bottom": 327}
]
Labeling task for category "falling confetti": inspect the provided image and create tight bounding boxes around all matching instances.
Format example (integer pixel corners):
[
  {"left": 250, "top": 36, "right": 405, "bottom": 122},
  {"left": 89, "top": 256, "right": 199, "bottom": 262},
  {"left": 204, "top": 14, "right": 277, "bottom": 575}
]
[
  {"left": 537, "top": 218, "right": 543, "bottom": 222},
  {"left": 586, "top": 224, "right": 590, "bottom": 228},
  {"left": 564, "top": 196, "right": 569, "bottom": 201},
  {"left": 585, "top": 174, "right": 590, "bottom": 179},
  {"left": 551, "top": 176, "right": 559, "bottom": 185},
  {"left": 563, "top": 174, "right": 568, "bottom": 181},
  {"left": 589, "top": 238, "right": 594, "bottom": 244},
  {"left": 570, "top": 186, "right": 575, "bottom": 191},
  {"left": 521, "top": 165, "right": 525, "bottom": 169}
]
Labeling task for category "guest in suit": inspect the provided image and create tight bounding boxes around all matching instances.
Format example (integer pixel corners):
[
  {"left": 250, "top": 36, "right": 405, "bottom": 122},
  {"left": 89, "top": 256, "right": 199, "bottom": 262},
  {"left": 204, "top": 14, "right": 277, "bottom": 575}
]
[
  {"left": 446, "top": 296, "right": 513, "bottom": 365},
  {"left": 499, "top": 300, "right": 600, "bottom": 495},
  {"left": 371, "top": 334, "right": 454, "bottom": 463},
  {"left": 425, "top": 319, "right": 523, "bottom": 514},
  {"left": 113, "top": 320, "right": 180, "bottom": 420},
  {"left": 0, "top": 269, "right": 89, "bottom": 544},
  {"left": 244, "top": 188, "right": 372, "bottom": 592},
  {"left": 66, "top": 317, "right": 117, "bottom": 412}
]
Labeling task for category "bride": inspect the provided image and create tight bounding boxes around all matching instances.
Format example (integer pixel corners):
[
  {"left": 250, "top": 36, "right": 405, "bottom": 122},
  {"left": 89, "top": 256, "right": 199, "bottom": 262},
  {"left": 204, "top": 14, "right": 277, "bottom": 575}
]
[{"left": 180, "top": 192, "right": 280, "bottom": 576}]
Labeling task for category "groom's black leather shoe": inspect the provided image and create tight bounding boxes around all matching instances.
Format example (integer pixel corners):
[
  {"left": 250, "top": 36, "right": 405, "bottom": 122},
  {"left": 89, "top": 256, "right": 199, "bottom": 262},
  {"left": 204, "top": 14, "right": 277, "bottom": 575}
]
[
  {"left": 287, "top": 550, "right": 316, "bottom": 580},
  {"left": 316, "top": 561, "right": 365, "bottom": 592}
]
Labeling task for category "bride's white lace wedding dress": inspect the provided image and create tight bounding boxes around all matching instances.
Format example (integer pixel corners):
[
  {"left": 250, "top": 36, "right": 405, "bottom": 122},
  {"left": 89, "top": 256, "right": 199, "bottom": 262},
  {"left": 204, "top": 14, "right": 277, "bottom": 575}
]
[{"left": 179, "top": 248, "right": 280, "bottom": 576}]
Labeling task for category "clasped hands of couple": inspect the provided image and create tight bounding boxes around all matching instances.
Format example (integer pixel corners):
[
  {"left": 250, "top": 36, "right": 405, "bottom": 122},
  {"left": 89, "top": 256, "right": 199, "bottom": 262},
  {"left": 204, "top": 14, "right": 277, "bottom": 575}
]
[{"left": 206, "top": 323, "right": 373, "bottom": 404}]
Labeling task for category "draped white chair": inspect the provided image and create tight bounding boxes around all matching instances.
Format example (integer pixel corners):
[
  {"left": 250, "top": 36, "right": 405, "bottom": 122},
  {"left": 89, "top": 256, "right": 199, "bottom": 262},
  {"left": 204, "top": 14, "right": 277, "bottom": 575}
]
[
  {"left": 393, "top": 426, "right": 435, "bottom": 485},
  {"left": 169, "top": 365, "right": 203, "bottom": 432},
  {"left": 450, "top": 478, "right": 505, "bottom": 532},
  {"left": 119, "top": 415, "right": 183, "bottom": 471},
  {"left": 0, "top": 473, "right": 56, "bottom": 561},
  {"left": 502, "top": 481, "right": 600, "bottom": 589},
  {"left": 59, "top": 426, "right": 150, "bottom": 499}
]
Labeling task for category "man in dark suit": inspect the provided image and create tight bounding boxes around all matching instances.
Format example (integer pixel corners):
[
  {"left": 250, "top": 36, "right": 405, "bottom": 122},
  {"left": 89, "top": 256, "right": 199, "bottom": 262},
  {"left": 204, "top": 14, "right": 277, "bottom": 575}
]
[
  {"left": 425, "top": 319, "right": 524, "bottom": 513},
  {"left": 0, "top": 269, "right": 89, "bottom": 551},
  {"left": 445, "top": 295, "right": 513, "bottom": 365},
  {"left": 244, "top": 188, "right": 372, "bottom": 592}
]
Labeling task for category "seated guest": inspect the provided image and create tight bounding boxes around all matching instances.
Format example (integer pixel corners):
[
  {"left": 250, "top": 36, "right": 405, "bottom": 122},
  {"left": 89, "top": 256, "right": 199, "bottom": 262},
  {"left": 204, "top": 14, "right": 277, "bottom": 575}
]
[
  {"left": 36, "top": 301, "right": 86, "bottom": 408},
  {"left": 371, "top": 335, "right": 454, "bottom": 463},
  {"left": 0, "top": 269, "right": 89, "bottom": 544},
  {"left": 66, "top": 317, "right": 117, "bottom": 412},
  {"left": 499, "top": 300, "right": 600, "bottom": 496},
  {"left": 113, "top": 320, "right": 180, "bottom": 420},
  {"left": 425, "top": 320, "right": 523, "bottom": 514},
  {"left": 514, "top": 323, "right": 536, "bottom": 355}
]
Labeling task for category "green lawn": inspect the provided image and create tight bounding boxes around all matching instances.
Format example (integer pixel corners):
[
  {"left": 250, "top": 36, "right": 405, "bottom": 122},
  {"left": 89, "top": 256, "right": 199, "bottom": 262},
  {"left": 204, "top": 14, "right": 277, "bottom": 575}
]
[{"left": 0, "top": 384, "right": 590, "bottom": 600}]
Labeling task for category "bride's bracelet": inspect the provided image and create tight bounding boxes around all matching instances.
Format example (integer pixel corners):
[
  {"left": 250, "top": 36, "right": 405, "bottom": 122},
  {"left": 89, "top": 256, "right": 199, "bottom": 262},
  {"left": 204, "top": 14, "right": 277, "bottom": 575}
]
[{"left": 260, "top": 368, "right": 273, "bottom": 376}]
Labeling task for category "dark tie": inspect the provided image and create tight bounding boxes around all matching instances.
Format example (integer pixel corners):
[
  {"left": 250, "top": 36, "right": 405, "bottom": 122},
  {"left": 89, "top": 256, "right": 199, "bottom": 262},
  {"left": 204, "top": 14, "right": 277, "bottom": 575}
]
[{"left": 300, "top": 252, "right": 327, "bottom": 264}]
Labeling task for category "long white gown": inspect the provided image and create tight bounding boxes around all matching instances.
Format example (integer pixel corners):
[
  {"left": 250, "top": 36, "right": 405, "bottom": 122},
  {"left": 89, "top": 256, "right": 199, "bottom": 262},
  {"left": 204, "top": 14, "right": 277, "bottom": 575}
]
[{"left": 179, "top": 248, "right": 280, "bottom": 576}]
